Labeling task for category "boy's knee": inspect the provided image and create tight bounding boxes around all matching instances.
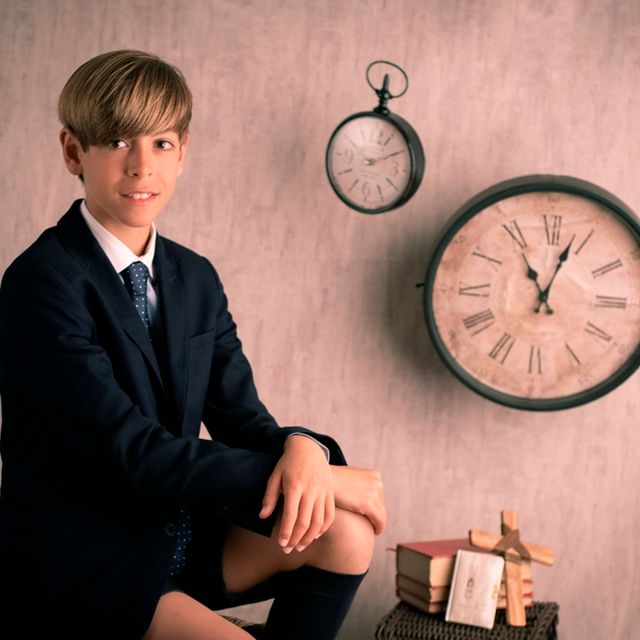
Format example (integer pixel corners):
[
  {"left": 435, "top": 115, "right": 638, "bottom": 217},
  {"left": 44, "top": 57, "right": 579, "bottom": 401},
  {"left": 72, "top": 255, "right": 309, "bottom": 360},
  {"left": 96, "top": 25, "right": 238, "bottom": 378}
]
[{"left": 312, "top": 508, "right": 375, "bottom": 575}]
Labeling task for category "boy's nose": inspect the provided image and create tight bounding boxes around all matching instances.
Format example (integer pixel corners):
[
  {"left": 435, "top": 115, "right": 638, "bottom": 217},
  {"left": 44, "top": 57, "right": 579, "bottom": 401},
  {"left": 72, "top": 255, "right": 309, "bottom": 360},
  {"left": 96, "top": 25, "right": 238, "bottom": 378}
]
[{"left": 126, "top": 147, "right": 153, "bottom": 177}]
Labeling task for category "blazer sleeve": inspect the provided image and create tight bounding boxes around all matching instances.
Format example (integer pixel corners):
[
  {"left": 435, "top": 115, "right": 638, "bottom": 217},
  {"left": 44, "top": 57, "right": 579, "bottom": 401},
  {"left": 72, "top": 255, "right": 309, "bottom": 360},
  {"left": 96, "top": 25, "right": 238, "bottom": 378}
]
[
  {"left": 199, "top": 260, "right": 347, "bottom": 465},
  {"left": 0, "top": 255, "right": 281, "bottom": 519}
]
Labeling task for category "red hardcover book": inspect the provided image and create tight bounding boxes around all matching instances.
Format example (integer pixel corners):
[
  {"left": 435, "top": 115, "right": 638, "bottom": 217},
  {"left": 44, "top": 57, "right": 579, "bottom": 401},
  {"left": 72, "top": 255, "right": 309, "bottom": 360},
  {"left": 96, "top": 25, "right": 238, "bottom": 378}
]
[{"left": 396, "top": 539, "right": 474, "bottom": 587}]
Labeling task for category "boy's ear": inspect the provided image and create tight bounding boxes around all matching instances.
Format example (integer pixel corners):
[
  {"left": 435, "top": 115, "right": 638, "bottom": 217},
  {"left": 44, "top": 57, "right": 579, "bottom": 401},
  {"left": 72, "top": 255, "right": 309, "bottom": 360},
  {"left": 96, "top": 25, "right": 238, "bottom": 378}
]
[{"left": 59, "top": 128, "right": 84, "bottom": 177}]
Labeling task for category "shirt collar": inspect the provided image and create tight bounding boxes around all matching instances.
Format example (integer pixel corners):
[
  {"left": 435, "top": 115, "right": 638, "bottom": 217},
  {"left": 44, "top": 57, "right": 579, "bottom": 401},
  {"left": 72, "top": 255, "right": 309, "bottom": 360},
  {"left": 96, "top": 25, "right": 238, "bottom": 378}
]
[{"left": 80, "top": 199, "right": 156, "bottom": 279}]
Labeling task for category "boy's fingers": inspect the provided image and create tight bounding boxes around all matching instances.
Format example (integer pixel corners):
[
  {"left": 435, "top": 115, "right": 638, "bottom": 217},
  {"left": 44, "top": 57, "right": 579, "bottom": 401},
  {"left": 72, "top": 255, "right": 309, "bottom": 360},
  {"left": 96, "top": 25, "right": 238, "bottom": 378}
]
[
  {"left": 259, "top": 469, "right": 282, "bottom": 519},
  {"left": 292, "top": 495, "right": 326, "bottom": 550},
  {"left": 368, "top": 501, "right": 387, "bottom": 535},
  {"left": 322, "top": 493, "right": 336, "bottom": 535},
  {"left": 277, "top": 489, "right": 302, "bottom": 551}
]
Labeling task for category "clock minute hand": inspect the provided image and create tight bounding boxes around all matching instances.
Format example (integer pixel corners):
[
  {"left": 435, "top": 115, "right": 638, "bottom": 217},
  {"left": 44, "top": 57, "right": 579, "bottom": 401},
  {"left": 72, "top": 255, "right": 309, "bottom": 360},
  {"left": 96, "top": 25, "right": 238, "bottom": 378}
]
[
  {"left": 536, "top": 235, "right": 576, "bottom": 310},
  {"left": 523, "top": 253, "right": 553, "bottom": 314}
]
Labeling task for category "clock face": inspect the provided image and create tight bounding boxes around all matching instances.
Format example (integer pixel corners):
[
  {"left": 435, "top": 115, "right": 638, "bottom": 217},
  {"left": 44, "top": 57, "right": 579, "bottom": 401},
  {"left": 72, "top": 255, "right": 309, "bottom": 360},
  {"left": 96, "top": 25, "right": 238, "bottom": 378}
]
[
  {"left": 426, "top": 177, "right": 640, "bottom": 410},
  {"left": 326, "top": 112, "right": 422, "bottom": 213}
]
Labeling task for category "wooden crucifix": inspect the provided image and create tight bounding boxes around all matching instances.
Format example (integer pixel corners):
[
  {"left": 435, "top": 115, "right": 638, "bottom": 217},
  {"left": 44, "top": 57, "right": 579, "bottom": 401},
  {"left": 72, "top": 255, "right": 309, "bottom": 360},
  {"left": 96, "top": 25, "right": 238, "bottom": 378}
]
[{"left": 469, "top": 511, "right": 554, "bottom": 627}]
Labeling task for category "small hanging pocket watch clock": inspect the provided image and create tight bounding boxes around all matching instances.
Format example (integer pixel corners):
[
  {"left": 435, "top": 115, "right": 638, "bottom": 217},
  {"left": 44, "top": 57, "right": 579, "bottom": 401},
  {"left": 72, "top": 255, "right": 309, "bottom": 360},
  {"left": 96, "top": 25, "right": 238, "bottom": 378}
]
[{"left": 326, "top": 60, "right": 425, "bottom": 214}]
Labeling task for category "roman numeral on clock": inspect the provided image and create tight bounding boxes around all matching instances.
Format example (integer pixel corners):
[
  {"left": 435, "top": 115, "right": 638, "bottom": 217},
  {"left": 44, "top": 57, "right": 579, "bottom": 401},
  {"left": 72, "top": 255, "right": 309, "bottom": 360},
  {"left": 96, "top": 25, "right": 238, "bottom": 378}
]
[
  {"left": 565, "top": 342, "right": 581, "bottom": 366},
  {"left": 463, "top": 309, "right": 495, "bottom": 335},
  {"left": 488, "top": 333, "right": 515, "bottom": 364},
  {"left": 585, "top": 321, "right": 612, "bottom": 342},
  {"left": 458, "top": 283, "right": 490, "bottom": 297},
  {"left": 472, "top": 248, "right": 502, "bottom": 271},
  {"left": 595, "top": 295, "right": 627, "bottom": 309},
  {"left": 502, "top": 220, "right": 527, "bottom": 249},
  {"left": 528, "top": 346, "right": 542, "bottom": 374},
  {"left": 543, "top": 214, "right": 562, "bottom": 245},
  {"left": 592, "top": 259, "right": 622, "bottom": 278}
]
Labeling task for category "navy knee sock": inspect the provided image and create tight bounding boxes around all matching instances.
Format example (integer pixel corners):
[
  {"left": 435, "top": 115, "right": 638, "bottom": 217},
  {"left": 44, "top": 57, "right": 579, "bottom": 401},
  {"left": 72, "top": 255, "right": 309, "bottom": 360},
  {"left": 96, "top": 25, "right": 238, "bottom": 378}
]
[{"left": 264, "top": 565, "right": 366, "bottom": 640}]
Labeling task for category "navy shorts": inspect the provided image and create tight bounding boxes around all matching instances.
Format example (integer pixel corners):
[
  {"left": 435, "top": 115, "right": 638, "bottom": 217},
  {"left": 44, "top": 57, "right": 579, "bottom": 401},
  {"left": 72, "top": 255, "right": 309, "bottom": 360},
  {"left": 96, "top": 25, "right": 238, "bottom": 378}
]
[{"left": 161, "top": 511, "right": 278, "bottom": 610}]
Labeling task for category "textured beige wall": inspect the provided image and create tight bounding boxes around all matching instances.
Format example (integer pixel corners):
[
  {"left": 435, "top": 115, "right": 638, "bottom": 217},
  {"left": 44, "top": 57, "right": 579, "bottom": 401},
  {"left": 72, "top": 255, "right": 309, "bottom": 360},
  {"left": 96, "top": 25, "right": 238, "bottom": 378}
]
[{"left": 2, "top": 0, "right": 639, "bottom": 637}]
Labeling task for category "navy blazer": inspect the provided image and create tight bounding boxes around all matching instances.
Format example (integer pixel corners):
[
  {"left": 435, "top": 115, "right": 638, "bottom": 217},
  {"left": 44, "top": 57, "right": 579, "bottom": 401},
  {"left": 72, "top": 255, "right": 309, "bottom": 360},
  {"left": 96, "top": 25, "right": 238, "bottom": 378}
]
[{"left": 0, "top": 200, "right": 345, "bottom": 639}]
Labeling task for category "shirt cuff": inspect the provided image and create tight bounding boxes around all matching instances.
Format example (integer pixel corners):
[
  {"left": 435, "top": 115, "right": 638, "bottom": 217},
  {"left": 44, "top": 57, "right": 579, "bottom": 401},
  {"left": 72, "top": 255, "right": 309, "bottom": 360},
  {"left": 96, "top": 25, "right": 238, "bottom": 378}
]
[{"left": 287, "top": 433, "right": 330, "bottom": 462}]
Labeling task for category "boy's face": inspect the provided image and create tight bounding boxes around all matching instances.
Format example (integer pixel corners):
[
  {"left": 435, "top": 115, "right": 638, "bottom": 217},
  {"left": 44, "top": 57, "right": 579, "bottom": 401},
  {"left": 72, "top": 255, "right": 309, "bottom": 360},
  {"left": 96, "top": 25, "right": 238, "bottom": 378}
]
[{"left": 60, "top": 129, "right": 189, "bottom": 252}]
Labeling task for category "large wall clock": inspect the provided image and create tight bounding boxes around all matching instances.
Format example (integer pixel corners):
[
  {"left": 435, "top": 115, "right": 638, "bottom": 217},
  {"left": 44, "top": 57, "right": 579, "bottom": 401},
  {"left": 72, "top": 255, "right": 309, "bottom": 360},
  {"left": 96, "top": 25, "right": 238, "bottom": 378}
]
[{"left": 424, "top": 175, "right": 640, "bottom": 411}]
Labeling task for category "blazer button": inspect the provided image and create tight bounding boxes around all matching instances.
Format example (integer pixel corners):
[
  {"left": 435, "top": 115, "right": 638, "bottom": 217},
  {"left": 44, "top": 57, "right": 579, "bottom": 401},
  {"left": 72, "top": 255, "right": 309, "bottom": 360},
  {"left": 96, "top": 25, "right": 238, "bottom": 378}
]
[{"left": 163, "top": 522, "right": 177, "bottom": 537}]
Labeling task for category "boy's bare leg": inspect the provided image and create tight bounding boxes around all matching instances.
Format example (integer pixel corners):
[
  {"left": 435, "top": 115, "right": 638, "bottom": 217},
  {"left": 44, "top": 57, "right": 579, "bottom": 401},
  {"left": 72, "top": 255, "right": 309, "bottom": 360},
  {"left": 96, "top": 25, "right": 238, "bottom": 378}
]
[
  {"left": 143, "top": 591, "right": 254, "bottom": 640},
  {"left": 222, "top": 506, "right": 377, "bottom": 639},
  {"left": 223, "top": 506, "right": 375, "bottom": 595}
]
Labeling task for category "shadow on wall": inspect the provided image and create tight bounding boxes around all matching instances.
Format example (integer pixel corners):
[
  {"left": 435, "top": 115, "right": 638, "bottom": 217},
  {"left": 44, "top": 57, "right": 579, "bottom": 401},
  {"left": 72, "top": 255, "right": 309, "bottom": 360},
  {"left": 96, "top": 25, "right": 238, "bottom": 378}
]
[{"left": 370, "top": 210, "right": 456, "bottom": 396}]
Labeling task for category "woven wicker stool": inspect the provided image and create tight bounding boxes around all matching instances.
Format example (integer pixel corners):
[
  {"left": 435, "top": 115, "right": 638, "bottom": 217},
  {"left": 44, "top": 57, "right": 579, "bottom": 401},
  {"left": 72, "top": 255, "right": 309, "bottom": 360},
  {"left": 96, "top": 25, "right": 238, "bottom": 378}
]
[
  {"left": 375, "top": 601, "right": 559, "bottom": 640},
  {"left": 224, "top": 616, "right": 265, "bottom": 639}
]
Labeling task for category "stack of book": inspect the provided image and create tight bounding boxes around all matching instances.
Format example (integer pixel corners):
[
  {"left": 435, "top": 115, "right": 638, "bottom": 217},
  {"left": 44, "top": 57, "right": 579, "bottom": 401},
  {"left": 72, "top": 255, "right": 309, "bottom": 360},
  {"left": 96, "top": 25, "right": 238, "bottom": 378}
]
[{"left": 395, "top": 538, "right": 533, "bottom": 614}]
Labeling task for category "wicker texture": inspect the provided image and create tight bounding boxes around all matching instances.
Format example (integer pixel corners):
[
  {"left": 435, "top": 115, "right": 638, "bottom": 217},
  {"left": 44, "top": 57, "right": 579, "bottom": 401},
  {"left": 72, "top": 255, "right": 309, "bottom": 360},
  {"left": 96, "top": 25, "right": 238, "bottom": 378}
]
[
  {"left": 223, "top": 616, "right": 265, "bottom": 639},
  {"left": 375, "top": 602, "right": 559, "bottom": 640}
]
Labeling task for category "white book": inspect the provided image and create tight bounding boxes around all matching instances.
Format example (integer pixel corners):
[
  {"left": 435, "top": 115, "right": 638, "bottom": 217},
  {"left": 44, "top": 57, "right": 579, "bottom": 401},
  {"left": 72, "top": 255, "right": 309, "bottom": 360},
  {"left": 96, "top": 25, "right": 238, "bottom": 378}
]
[{"left": 445, "top": 550, "right": 505, "bottom": 629}]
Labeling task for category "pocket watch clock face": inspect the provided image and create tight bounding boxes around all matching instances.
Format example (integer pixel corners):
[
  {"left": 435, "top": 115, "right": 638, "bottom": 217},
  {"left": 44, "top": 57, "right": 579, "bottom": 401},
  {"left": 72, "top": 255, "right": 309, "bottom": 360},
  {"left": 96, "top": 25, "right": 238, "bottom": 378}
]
[
  {"left": 326, "top": 112, "right": 424, "bottom": 214},
  {"left": 425, "top": 176, "right": 640, "bottom": 411}
]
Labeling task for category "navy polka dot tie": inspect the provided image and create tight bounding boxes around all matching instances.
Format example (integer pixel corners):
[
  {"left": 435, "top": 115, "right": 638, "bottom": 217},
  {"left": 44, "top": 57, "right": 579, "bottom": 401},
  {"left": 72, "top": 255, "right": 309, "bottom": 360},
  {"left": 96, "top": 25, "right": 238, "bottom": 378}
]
[
  {"left": 169, "top": 509, "right": 192, "bottom": 576},
  {"left": 121, "top": 261, "right": 192, "bottom": 576},
  {"left": 121, "top": 262, "right": 151, "bottom": 329}
]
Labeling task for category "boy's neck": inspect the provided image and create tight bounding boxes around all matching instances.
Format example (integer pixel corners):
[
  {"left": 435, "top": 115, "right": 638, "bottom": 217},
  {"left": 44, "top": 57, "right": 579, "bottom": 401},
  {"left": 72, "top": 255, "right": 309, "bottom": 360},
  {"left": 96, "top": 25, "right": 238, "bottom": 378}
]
[
  {"left": 117, "top": 227, "right": 152, "bottom": 257},
  {"left": 82, "top": 201, "right": 153, "bottom": 257},
  {"left": 83, "top": 202, "right": 152, "bottom": 256}
]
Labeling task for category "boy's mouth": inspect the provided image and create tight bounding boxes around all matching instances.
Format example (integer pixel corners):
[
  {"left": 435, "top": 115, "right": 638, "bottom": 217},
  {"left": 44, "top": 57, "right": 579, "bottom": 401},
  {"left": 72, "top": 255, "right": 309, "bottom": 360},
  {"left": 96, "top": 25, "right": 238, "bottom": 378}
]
[{"left": 122, "top": 192, "right": 157, "bottom": 201}]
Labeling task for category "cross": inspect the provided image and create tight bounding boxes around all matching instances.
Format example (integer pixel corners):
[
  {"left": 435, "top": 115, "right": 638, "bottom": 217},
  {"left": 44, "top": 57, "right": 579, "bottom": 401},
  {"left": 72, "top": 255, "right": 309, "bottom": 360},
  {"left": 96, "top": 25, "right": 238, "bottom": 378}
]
[{"left": 469, "top": 511, "right": 554, "bottom": 626}]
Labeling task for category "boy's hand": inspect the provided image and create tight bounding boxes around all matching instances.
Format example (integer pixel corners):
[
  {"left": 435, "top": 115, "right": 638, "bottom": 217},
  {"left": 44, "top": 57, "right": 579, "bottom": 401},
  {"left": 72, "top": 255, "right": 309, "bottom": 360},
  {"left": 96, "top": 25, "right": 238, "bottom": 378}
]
[
  {"left": 260, "top": 435, "right": 335, "bottom": 554},
  {"left": 331, "top": 466, "right": 386, "bottom": 535}
]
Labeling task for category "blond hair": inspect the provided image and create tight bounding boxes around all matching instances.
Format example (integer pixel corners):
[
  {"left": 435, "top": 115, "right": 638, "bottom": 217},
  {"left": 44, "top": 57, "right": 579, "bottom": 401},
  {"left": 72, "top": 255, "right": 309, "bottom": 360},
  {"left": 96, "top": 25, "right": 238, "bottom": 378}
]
[{"left": 58, "top": 50, "right": 192, "bottom": 151}]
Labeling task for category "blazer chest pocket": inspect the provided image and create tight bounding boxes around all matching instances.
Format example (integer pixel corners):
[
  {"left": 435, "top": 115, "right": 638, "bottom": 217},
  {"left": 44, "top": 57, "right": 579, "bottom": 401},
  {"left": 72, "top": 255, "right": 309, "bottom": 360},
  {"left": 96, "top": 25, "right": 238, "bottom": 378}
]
[{"left": 190, "top": 327, "right": 216, "bottom": 348}]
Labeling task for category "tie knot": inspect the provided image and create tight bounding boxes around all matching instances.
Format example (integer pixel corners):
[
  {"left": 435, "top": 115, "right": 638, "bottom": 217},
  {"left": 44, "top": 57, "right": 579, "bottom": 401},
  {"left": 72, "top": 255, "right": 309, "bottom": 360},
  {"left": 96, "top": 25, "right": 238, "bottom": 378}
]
[
  {"left": 122, "top": 261, "right": 150, "bottom": 291},
  {"left": 121, "top": 262, "right": 150, "bottom": 328}
]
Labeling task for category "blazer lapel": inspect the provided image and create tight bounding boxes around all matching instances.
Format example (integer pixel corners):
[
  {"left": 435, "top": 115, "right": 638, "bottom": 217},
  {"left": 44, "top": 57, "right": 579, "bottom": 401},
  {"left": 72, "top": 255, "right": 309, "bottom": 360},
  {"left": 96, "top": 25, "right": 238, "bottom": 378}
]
[
  {"left": 55, "top": 201, "right": 164, "bottom": 388},
  {"left": 153, "top": 238, "right": 188, "bottom": 433}
]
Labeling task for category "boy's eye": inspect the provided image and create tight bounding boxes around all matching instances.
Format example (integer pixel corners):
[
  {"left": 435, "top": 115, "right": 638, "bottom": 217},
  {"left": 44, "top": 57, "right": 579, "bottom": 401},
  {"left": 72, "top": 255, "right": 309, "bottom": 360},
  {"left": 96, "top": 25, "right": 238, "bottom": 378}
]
[
  {"left": 108, "top": 140, "right": 127, "bottom": 149},
  {"left": 155, "top": 139, "right": 175, "bottom": 150}
]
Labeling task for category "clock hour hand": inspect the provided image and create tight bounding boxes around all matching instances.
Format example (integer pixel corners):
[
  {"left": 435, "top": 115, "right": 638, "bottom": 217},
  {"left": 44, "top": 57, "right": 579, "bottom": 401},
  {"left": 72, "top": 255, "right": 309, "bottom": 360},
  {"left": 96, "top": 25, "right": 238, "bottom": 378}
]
[
  {"left": 536, "top": 235, "right": 575, "bottom": 311},
  {"left": 522, "top": 253, "right": 553, "bottom": 314},
  {"left": 366, "top": 150, "right": 403, "bottom": 165}
]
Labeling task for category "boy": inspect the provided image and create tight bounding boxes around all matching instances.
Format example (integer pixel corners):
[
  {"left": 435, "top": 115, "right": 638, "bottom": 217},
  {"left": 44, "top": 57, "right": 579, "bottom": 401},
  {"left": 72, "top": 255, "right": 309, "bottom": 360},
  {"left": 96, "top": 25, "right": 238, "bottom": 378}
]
[{"left": 0, "top": 50, "right": 386, "bottom": 639}]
